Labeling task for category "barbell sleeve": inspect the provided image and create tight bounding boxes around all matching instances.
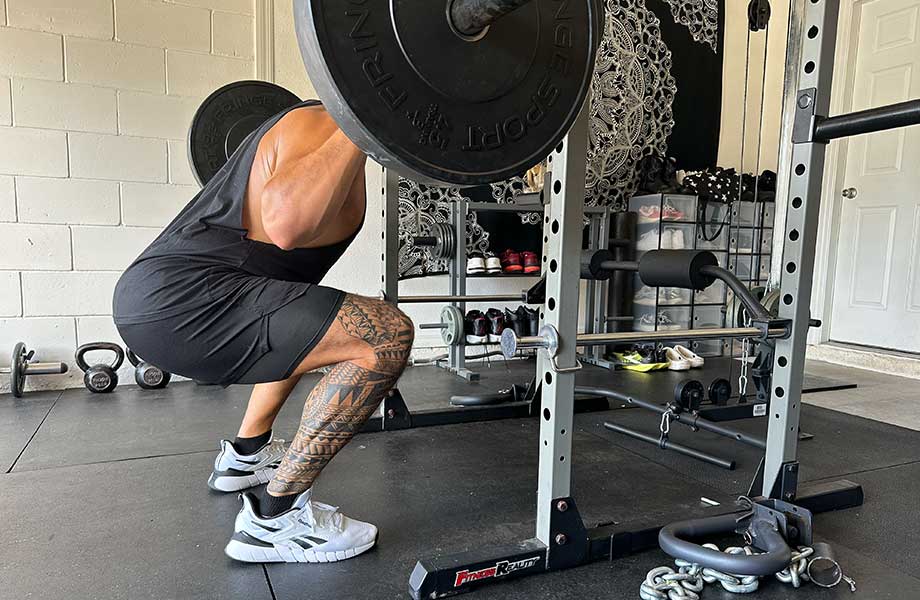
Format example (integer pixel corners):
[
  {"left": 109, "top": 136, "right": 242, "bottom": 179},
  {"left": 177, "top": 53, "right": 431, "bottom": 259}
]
[
  {"left": 23, "top": 362, "right": 68, "bottom": 376},
  {"left": 399, "top": 294, "right": 526, "bottom": 304},
  {"left": 418, "top": 323, "right": 449, "bottom": 330},
  {"left": 449, "top": 0, "right": 533, "bottom": 36}
]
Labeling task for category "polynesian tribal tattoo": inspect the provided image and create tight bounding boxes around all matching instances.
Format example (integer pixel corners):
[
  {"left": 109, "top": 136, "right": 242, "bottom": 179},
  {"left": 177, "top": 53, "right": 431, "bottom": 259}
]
[{"left": 268, "top": 295, "right": 413, "bottom": 496}]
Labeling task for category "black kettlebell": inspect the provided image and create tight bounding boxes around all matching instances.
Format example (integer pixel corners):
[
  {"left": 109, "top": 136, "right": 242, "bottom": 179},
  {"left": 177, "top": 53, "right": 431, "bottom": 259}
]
[
  {"left": 75, "top": 343, "right": 124, "bottom": 393},
  {"left": 126, "top": 348, "right": 171, "bottom": 390}
]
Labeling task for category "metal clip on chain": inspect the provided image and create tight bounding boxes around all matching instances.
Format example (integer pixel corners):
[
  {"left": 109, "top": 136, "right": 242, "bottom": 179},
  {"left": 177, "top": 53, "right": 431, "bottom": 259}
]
[{"left": 658, "top": 408, "right": 674, "bottom": 449}]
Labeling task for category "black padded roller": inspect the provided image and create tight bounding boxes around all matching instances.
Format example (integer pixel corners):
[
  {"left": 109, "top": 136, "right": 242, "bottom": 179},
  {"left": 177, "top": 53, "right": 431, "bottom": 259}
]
[
  {"left": 581, "top": 249, "right": 615, "bottom": 280},
  {"left": 639, "top": 250, "right": 718, "bottom": 290}
]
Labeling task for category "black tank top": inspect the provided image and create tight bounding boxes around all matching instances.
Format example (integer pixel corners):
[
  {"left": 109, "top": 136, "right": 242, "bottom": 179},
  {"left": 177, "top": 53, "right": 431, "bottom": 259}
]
[{"left": 113, "top": 101, "right": 361, "bottom": 325}]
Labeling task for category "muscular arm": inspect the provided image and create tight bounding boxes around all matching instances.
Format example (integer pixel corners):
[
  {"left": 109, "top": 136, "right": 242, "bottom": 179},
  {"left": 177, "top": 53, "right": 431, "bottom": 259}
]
[{"left": 261, "top": 110, "right": 367, "bottom": 250}]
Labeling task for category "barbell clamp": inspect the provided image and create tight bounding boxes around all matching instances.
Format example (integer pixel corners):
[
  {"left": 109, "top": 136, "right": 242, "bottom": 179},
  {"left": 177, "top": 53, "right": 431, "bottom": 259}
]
[{"left": 752, "top": 318, "right": 792, "bottom": 341}]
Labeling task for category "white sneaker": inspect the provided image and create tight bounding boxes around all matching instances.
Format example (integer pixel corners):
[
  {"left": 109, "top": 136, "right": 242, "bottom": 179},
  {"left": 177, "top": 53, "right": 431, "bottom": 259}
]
[
  {"left": 208, "top": 438, "right": 287, "bottom": 493},
  {"left": 668, "top": 228, "right": 686, "bottom": 249},
  {"left": 467, "top": 256, "right": 486, "bottom": 274},
  {"left": 656, "top": 312, "right": 682, "bottom": 331},
  {"left": 664, "top": 347, "right": 691, "bottom": 371},
  {"left": 638, "top": 229, "right": 672, "bottom": 251},
  {"left": 634, "top": 285, "right": 658, "bottom": 306},
  {"left": 659, "top": 288, "right": 688, "bottom": 305},
  {"left": 225, "top": 489, "right": 378, "bottom": 563},
  {"left": 484, "top": 254, "right": 502, "bottom": 274},
  {"left": 674, "top": 344, "right": 705, "bottom": 368},
  {"left": 634, "top": 313, "right": 657, "bottom": 332}
]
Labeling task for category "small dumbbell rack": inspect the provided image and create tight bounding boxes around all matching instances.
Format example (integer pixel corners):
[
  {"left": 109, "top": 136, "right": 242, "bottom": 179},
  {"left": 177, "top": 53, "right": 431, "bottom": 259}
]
[{"left": 380, "top": 174, "right": 612, "bottom": 381}]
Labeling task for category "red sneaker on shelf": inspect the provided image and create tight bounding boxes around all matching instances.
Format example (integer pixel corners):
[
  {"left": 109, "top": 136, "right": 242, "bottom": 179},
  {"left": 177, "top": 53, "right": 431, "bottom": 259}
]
[
  {"left": 499, "top": 249, "right": 523, "bottom": 273},
  {"left": 662, "top": 203, "right": 684, "bottom": 220},
  {"left": 521, "top": 251, "right": 541, "bottom": 274}
]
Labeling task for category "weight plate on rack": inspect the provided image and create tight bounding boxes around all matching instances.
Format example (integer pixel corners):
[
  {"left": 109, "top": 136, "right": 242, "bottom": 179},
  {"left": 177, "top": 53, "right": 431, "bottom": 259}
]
[
  {"left": 188, "top": 81, "right": 302, "bottom": 186},
  {"left": 440, "top": 306, "right": 464, "bottom": 346},
  {"left": 432, "top": 222, "right": 456, "bottom": 260},
  {"left": 293, "top": 0, "right": 601, "bottom": 186}
]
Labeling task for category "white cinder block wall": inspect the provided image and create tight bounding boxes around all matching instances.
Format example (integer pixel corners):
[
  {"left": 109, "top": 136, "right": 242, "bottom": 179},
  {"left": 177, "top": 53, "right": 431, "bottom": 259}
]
[{"left": 0, "top": 0, "right": 256, "bottom": 392}]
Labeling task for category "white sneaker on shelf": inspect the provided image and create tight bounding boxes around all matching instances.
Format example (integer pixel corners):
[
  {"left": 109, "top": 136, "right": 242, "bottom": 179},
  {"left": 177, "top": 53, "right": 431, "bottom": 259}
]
[
  {"left": 484, "top": 254, "right": 502, "bottom": 274},
  {"left": 674, "top": 345, "right": 705, "bottom": 368},
  {"left": 225, "top": 489, "right": 378, "bottom": 564},
  {"left": 659, "top": 288, "right": 688, "bottom": 305},
  {"left": 668, "top": 228, "right": 686, "bottom": 249},
  {"left": 208, "top": 438, "right": 287, "bottom": 493},
  {"left": 637, "top": 230, "right": 661, "bottom": 251},
  {"left": 656, "top": 312, "right": 682, "bottom": 331},
  {"left": 467, "top": 255, "right": 486, "bottom": 274},
  {"left": 634, "top": 286, "right": 658, "bottom": 306},
  {"left": 634, "top": 313, "right": 658, "bottom": 331},
  {"left": 664, "top": 347, "right": 692, "bottom": 371}
]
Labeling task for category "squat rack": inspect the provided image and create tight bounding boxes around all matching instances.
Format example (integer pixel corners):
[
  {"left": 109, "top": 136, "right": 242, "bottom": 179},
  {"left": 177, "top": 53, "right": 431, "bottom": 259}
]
[{"left": 409, "top": 0, "right": 920, "bottom": 596}]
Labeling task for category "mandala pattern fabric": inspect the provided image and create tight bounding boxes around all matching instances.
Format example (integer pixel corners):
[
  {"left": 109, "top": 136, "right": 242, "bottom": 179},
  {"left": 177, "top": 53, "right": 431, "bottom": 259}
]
[
  {"left": 586, "top": 0, "right": 675, "bottom": 210},
  {"left": 663, "top": 0, "right": 719, "bottom": 52},
  {"left": 396, "top": 0, "right": 678, "bottom": 276}
]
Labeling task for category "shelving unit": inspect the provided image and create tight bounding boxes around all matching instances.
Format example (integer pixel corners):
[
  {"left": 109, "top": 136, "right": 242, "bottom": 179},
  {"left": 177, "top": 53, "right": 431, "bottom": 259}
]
[{"left": 627, "top": 193, "right": 731, "bottom": 358}]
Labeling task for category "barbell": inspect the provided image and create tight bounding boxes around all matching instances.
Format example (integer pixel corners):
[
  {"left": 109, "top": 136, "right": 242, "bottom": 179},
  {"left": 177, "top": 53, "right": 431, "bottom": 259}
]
[{"left": 293, "top": 0, "right": 604, "bottom": 186}]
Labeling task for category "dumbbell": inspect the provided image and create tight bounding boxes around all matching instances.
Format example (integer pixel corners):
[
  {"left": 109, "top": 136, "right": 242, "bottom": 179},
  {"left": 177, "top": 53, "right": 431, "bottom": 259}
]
[
  {"left": 126, "top": 349, "right": 171, "bottom": 390},
  {"left": 75, "top": 343, "right": 125, "bottom": 394},
  {"left": 1, "top": 342, "right": 68, "bottom": 398}
]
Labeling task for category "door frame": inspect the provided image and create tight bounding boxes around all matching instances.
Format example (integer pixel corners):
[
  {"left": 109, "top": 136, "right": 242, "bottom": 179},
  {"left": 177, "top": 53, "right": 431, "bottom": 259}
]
[{"left": 809, "top": 0, "right": 865, "bottom": 345}]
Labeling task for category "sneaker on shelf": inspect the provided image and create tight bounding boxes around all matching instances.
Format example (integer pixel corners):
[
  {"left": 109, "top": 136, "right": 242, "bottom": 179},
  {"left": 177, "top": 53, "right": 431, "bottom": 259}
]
[
  {"left": 668, "top": 228, "right": 686, "bottom": 249},
  {"left": 504, "top": 308, "right": 526, "bottom": 337},
  {"left": 467, "top": 254, "right": 486, "bottom": 275},
  {"left": 662, "top": 204, "right": 684, "bottom": 220},
  {"left": 225, "top": 489, "right": 377, "bottom": 564},
  {"left": 521, "top": 306, "right": 540, "bottom": 336},
  {"left": 637, "top": 205, "right": 662, "bottom": 223},
  {"left": 664, "top": 347, "right": 692, "bottom": 371},
  {"left": 634, "top": 285, "right": 658, "bottom": 306},
  {"left": 657, "top": 312, "right": 682, "bottom": 331},
  {"left": 637, "top": 229, "right": 666, "bottom": 252},
  {"left": 634, "top": 313, "right": 658, "bottom": 332},
  {"left": 674, "top": 344, "right": 705, "bottom": 368},
  {"left": 485, "top": 308, "right": 506, "bottom": 343},
  {"left": 659, "top": 288, "right": 688, "bottom": 305},
  {"left": 521, "top": 251, "right": 541, "bottom": 274},
  {"left": 208, "top": 437, "right": 287, "bottom": 492},
  {"left": 465, "top": 310, "right": 489, "bottom": 344},
  {"left": 484, "top": 253, "right": 502, "bottom": 274},
  {"left": 695, "top": 286, "right": 722, "bottom": 304},
  {"left": 611, "top": 349, "right": 670, "bottom": 372},
  {"left": 499, "top": 249, "right": 524, "bottom": 273}
]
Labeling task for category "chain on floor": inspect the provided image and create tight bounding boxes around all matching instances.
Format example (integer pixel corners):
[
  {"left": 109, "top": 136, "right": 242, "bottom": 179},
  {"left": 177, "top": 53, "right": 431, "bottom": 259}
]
[{"left": 639, "top": 544, "right": 854, "bottom": 599}]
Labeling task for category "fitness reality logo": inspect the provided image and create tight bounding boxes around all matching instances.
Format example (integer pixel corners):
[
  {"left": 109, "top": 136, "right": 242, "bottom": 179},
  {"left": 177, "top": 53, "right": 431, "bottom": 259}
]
[{"left": 453, "top": 556, "right": 542, "bottom": 587}]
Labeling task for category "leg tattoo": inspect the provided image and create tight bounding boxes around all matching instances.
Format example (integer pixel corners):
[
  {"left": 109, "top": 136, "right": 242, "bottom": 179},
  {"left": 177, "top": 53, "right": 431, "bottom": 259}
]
[{"left": 268, "top": 296, "right": 413, "bottom": 496}]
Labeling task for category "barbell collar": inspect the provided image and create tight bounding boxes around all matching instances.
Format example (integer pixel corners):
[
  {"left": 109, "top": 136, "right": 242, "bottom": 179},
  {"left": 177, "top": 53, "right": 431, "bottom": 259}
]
[{"left": 449, "top": 0, "right": 533, "bottom": 37}]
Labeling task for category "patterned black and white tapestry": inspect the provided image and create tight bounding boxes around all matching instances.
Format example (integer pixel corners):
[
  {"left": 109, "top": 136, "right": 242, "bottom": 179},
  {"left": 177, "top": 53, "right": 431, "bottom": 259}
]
[{"left": 397, "top": 0, "right": 724, "bottom": 279}]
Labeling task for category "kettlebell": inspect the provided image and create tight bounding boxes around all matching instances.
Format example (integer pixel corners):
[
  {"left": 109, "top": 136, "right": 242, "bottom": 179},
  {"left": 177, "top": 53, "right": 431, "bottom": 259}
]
[
  {"left": 75, "top": 342, "right": 124, "bottom": 393},
  {"left": 126, "top": 348, "right": 171, "bottom": 390}
]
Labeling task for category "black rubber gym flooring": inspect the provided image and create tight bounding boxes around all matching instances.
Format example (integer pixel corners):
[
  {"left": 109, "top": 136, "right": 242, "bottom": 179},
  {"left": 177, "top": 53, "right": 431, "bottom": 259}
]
[{"left": 1, "top": 361, "right": 915, "bottom": 599}]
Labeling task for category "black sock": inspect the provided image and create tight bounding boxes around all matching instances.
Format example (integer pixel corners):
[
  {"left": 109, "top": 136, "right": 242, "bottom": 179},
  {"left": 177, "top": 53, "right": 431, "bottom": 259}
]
[
  {"left": 232, "top": 430, "right": 271, "bottom": 456},
  {"left": 259, "top": 488, "right": 299, "bottom": 517}
]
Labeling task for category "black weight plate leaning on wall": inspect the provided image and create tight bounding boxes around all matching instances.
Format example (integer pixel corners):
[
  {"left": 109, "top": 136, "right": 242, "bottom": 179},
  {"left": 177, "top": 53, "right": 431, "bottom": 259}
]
[
  {"left": 188, "top": 81, "right": 302, "bottom": 186},
  {"left": 294, "top": 0, "right": 601, "bottom": 186}
]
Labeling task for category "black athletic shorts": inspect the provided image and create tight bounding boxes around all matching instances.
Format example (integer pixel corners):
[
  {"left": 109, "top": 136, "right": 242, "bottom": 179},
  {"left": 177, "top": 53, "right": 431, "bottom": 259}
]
[{"left": 116, "top": 284, "right": 345, "bottom": 386}]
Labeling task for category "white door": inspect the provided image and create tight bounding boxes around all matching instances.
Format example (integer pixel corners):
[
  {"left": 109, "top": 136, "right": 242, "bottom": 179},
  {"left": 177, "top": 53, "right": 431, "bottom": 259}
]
[{"left": 830, "top": 0, "right": 920, "bottom": 352}]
